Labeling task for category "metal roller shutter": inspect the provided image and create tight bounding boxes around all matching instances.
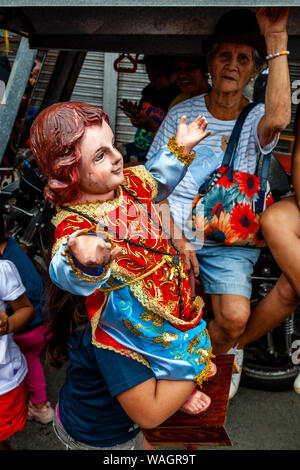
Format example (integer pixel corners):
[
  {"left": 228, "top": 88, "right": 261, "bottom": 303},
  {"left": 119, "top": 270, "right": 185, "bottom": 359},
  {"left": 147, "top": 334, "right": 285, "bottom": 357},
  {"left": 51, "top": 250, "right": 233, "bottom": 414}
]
[
  {"left": 71, "top": 52, "right": 105, "bottom": 107},
  {"left": 115, "top": 60, "right": 149, "bottom": 146},
  {"left": 30, "top": 50, "right": 59, "bottom": 109},
  {"left": 31, "top": 51, "right": 148, "bottom": 147}
]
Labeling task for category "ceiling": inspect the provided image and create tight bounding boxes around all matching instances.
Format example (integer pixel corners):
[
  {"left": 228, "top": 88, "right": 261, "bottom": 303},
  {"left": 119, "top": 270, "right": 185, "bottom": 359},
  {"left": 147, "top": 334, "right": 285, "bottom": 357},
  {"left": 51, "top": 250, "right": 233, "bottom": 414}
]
[{"left": 1, "top": 5, "right": 300, "bottom": 56}]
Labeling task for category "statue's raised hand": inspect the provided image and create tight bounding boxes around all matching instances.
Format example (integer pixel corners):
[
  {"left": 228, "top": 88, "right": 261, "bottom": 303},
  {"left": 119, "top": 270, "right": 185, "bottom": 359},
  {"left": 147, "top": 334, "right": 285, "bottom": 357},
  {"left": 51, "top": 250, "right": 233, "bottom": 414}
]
[{"left": 176, "top": 115, "right": 210, "bottom": 154}]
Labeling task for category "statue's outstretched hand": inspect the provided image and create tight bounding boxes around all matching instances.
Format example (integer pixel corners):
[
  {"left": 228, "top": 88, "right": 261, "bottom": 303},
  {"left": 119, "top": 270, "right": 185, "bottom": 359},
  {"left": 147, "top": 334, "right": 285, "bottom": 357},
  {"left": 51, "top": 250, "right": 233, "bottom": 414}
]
[
  {"left": 176, "top": 115, "right": 210, "bottom": 154},
  {"left": 67, "top": 235, "right": 121, "bottom": 268}
]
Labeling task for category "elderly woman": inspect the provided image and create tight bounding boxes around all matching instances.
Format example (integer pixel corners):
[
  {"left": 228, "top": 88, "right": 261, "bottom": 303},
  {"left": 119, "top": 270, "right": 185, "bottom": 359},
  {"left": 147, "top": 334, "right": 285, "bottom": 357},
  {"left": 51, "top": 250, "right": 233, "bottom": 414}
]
[{"left": 147, "top": 7, "right": 291, "bottom": 397}]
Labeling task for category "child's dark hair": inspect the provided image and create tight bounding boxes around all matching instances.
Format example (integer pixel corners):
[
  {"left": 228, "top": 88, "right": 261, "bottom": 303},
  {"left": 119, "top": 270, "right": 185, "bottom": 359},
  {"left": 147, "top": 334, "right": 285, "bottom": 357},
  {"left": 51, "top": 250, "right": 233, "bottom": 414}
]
[
  {"left": 44, "top": 225, "right": 88, "bottom": 368},
  {"left": 45, "top": 282, "right": 88, "bottom": 368},
  {"left": 140, "top": 55, "right": 174, "bottom": 75}
]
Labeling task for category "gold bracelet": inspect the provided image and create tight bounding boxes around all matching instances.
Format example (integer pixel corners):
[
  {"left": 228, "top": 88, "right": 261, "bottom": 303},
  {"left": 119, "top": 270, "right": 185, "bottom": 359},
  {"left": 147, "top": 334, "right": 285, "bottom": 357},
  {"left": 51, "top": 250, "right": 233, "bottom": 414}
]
[
  {"left": 167, "top": 135, "right": 196, "bottom": 167},
  {"left": 62, "top": 247, "right": 111, "bottom": 283},
  {"left": 63, "top": 227, "right": 115, "bottom": 283}
]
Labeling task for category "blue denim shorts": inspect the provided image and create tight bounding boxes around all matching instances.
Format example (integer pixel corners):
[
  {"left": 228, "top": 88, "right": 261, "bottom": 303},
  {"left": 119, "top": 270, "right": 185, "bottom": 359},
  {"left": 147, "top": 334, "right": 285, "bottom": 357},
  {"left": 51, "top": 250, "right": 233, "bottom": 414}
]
[{"left": 196, "top": 245, "right": 260, "bottom": 299}]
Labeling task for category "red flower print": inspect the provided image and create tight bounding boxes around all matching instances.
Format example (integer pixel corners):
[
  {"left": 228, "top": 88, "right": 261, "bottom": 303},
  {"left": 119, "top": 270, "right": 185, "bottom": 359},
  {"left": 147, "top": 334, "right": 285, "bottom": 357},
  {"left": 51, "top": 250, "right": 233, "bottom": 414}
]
[
  {"left": 236, "top": 172, "right": 260, "bottom": 199},
  {"left": 230, "top": 202, "right": 258, "bottom": 239},
  {"left": 218, "top": 166, "right": 235, "bottom": 189}
]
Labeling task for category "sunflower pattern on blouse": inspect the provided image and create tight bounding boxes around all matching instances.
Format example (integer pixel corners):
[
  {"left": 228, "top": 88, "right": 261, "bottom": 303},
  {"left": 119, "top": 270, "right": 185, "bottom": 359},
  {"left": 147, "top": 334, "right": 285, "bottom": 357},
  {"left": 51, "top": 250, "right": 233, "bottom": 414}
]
[{"left": 191, "top": 165, "right": 273, "bottom": 247}]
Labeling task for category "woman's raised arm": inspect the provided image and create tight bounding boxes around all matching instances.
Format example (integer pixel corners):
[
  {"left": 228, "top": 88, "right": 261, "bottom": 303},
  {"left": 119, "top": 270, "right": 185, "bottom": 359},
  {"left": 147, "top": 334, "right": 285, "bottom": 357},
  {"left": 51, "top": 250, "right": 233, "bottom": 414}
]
[{"left": 257, "top": 7, "right": 291, "bottom": 147}]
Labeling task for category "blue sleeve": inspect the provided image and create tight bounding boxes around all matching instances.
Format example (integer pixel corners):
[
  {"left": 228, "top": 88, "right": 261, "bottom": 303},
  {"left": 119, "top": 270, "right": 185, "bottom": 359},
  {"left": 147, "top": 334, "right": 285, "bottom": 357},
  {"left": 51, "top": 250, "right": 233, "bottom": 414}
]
[
  {"left": 95, "top": 348, "right": 155, "bottom": 398},
  {"left": 144, "top": 146, "right": 189, "bottom": 202},
  {"left": 49, "top": 232, "right": 111, "bottom": 296}
]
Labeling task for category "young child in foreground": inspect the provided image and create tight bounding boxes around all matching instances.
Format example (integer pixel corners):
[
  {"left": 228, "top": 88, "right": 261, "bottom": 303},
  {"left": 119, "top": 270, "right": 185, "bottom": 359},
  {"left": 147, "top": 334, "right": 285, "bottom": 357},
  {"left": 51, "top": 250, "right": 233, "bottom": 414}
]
[
  {"left": 0, "top": 260, "right": 34, "bottom": 449},
  {"left": 0, "top": 211, "right": 54, "bottom": 424},
  {"left": 30, "top": 101, "right": 215, "bottom": 419}
]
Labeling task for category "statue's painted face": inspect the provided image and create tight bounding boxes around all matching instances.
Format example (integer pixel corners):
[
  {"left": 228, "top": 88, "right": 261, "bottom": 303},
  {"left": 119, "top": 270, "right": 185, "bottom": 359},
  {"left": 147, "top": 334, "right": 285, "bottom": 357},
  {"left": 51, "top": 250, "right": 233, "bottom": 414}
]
[{"left": 77, "top": 121, "right": 124, "bottom": 202}]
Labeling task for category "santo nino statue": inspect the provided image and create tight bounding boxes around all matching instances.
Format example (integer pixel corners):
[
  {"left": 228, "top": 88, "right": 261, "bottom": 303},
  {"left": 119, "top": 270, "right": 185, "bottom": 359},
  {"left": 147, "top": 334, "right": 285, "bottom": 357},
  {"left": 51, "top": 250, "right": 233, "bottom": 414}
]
[{"left": 30, "top": 101, "right": 216, "bottom": 428}]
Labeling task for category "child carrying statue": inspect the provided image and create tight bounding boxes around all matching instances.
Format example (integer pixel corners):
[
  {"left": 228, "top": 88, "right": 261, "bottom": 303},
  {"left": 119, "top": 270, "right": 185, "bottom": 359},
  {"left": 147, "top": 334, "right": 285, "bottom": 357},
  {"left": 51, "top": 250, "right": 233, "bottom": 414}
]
[{"left": 30, "top": 101, "right": 216, "bottom": 449}]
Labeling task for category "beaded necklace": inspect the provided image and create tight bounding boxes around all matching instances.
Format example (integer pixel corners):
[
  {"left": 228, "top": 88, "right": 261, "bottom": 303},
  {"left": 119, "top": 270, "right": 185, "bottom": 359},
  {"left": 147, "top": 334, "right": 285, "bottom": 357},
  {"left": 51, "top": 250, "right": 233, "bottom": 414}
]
[{"left": 60, "top": 184, "right": 185, "bottom": 318}]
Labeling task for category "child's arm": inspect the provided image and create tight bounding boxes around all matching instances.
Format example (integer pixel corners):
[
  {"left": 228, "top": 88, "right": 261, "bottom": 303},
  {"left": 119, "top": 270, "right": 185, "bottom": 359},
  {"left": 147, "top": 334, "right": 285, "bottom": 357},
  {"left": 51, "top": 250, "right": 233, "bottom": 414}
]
[
  {"left": 0, "top": 294, "right": 34, "bottom": 335},
  {"left": 117, "top": 376, "right": 195, "bottom": 429},
  {"left": 0, "top": 260, "right": 35, "bottom": 335}
]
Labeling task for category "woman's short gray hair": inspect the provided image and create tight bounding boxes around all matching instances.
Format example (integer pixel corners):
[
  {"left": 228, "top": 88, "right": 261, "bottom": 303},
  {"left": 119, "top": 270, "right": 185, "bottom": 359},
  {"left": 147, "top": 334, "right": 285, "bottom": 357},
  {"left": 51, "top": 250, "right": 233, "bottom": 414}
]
[{"left": 206, "top": 43, "right": 265, "bottom": 74}]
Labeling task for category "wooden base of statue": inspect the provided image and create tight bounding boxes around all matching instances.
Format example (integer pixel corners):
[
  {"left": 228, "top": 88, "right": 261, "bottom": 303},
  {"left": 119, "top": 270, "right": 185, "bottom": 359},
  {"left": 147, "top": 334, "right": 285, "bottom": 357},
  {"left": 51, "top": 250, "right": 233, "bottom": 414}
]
[{"left": 142, "top": 354, "right": 234, "bottom": 448}]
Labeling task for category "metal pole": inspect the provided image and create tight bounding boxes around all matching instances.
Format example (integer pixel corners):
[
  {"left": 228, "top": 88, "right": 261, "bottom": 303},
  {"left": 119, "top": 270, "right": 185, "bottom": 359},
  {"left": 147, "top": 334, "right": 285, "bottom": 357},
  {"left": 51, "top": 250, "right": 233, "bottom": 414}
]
[
  {"left": 103, "top": 52, "right": 119, "bottom": 133},
  {"left": 0, "top": 37, "right": 36, "bottom": 164}
]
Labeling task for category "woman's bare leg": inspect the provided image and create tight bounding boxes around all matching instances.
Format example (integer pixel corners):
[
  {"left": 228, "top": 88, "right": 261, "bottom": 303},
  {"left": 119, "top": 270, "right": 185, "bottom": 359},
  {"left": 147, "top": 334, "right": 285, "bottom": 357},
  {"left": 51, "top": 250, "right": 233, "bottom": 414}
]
[
  {"left": 259, "top": 197, "right": 300, "bottom": 296},
  {"left": 238, "top": 273, "right": 299, "bottom": 349},
  {"left": 208, "top": 294, "right": 251, "bottom": 355},
  {"left": 238, "top": 197, "right": 300, "bottom": 348}
]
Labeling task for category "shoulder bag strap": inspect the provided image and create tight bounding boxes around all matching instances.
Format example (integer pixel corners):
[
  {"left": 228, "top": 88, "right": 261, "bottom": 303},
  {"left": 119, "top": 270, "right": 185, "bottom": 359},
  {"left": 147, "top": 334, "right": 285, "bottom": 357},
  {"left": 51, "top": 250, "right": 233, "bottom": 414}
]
[
  {"left": 257, "top": 151, "right": 272, "bottom": 192},
  {"left": 198, "top": 102, "right": 258, "bottom": 195},
  {"left": 222, "top": 102, "right": 258, "bottom": 170}
]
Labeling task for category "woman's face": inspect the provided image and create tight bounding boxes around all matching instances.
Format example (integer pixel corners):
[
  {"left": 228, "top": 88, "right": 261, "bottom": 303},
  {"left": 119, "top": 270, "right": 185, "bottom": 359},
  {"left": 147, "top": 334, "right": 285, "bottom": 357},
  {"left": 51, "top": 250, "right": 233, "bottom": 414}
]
[
  {"left": 208, "top": 42, "right": 257, "bottom": 94},
  {"left": 173, "top": 58, "right": 208, "bottom": 96}
]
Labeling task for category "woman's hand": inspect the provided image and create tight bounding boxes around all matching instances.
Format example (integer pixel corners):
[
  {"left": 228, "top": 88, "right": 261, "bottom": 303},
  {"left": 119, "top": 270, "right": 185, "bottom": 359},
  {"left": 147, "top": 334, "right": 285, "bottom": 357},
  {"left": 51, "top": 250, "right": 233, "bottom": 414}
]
[
  {"left": 256, "top": 7, "right": 289, "bottom": 36},
  {"left": 176, "top": 115, "right": 210, "bottom": 154},
  {"left": 174, "top": 236, "right": 199, "bottom": 277},
  {"left": 67, "top": 235, "right": 121, "bottom": 268}
]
